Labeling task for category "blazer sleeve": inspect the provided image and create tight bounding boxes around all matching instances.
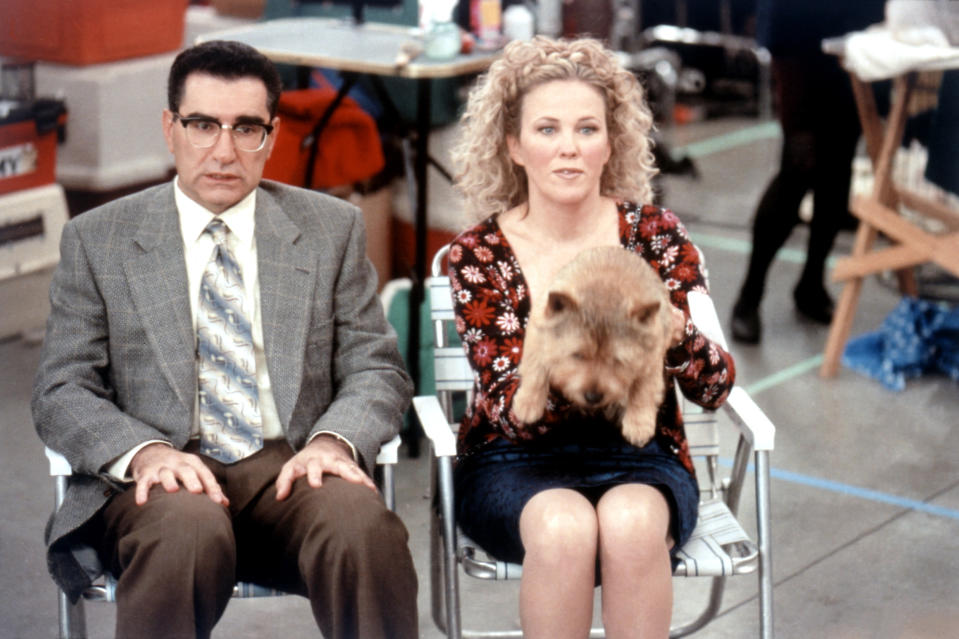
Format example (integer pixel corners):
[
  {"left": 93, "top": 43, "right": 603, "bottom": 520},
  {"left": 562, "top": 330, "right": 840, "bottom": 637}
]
[
  {"left": 305, "top": 205, "right": 413, "bottom": 470},
  {"left": 32, "top": 219, "right": 175, "bottom": 477}
]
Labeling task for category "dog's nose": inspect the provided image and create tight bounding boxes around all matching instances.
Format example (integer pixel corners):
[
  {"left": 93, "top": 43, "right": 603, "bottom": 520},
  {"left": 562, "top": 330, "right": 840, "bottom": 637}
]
[{"left": 584, "top": 390, "right": 604, "bottom": 405}]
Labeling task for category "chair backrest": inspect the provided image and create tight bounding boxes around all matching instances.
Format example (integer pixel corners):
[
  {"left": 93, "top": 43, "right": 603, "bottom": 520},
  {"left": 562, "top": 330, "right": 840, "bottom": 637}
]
[{"left": 426, "top": 244, "right": 723, "bottom": 492}]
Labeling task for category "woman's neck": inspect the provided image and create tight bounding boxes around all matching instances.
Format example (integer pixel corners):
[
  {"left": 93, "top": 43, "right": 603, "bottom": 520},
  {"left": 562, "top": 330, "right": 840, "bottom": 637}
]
[{"left": 521, "top": 192, "right": 615, "bottom": 245}]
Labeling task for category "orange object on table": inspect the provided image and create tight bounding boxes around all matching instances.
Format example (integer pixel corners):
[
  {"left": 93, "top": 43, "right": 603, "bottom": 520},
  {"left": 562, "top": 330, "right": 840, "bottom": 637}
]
[{"left": 263, "top": 88, "right": 385, "bottom": 190}]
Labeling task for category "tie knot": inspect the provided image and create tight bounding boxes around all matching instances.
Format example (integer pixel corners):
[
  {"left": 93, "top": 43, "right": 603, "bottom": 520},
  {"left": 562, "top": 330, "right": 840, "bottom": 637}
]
[{"left": 204, "top": 218, "right": 228, "bottom": 245}]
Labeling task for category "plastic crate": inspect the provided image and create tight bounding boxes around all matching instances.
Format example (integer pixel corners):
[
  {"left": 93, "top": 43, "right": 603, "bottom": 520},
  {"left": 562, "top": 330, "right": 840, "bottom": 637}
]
[
  {"left": 0, "top": 183, "right": 68, "bottom": 340},
  {"left": 0, "top": 0, "right": 188, "bottom": 65},
  {"left": 0, "top": 99, "right": 67, "bottom": 195}
]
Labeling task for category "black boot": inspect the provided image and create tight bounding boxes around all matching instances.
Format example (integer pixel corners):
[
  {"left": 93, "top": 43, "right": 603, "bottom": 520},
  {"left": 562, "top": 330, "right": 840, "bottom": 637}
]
[
  {"left": 793, "top": 282, "right": 834, "bottom": 324},
  {"left": 730, "top": 298, "right": 761, "bottom": 344}
]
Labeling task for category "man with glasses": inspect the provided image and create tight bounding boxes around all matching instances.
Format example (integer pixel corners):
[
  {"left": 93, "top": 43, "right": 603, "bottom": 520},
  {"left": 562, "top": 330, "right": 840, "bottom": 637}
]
[{"left": 33, "top": 40, "right": 417, "bottom": 639}]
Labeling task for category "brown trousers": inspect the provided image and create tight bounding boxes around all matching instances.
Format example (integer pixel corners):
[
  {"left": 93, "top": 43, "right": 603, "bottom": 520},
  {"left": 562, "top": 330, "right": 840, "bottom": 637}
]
[{"left": 92, "top": 440, "right": 418, "bottom": 639}]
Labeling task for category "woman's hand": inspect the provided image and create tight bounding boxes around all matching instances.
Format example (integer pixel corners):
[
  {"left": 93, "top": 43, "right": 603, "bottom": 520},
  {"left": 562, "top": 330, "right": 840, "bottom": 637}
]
[{"left": 669, "top": 306, "right": 686, "bottom": 347}]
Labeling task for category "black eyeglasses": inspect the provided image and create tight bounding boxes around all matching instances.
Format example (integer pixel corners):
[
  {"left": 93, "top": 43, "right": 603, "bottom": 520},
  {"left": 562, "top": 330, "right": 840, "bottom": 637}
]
[{"left": 172, "top": 113, "right": 274, "bottom": 152}]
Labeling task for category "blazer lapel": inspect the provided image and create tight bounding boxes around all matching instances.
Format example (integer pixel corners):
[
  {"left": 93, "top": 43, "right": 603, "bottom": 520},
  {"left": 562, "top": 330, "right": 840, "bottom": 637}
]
[
  {"left": 255, "top": 189, "right": 316, "bottom": 428},
  {"left": 123, "top": 187, "right": 196, "bottom": 413}
]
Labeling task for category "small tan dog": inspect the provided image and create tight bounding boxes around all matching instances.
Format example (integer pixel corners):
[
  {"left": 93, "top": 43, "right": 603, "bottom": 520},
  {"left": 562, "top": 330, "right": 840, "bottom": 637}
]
[{"left": 512, "top": 246, "right": 674, "bottom": 447}]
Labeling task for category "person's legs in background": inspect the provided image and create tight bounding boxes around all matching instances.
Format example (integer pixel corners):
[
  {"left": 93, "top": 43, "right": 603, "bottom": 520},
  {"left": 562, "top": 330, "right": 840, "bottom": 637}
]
[
  {"left": 732, "top": 55, "right": 860, "bottom": 343},
  {"left": 732, "top": 58, "right": 811, "bottom": 343},
  {"left": 795, "top": 59, "right": 862, "bottom": 322}
]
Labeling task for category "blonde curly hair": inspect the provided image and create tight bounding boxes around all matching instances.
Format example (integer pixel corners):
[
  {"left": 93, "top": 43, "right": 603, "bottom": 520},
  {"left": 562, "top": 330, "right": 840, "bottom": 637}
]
[{"left": 451, "top": 36, "right": 657, "bottom": 224}]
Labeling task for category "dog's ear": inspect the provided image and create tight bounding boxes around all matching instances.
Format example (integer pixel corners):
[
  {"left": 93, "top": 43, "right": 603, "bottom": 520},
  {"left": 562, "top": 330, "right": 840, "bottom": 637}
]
[
  {"left": 545, "top": 291, "right": 577, "bottom": 318},
  {"left": 631, "top": 299, "right": 661, "bottom": 323}
]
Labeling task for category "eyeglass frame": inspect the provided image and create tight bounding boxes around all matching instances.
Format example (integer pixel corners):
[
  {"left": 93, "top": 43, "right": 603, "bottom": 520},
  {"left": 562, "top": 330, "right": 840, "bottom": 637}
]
[{"left": 171, "top": 112, "right": 275, "bottom": 152}]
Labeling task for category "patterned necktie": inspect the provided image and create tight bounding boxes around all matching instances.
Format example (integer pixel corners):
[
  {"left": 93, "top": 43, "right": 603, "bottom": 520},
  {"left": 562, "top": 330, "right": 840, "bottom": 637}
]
[{"left": 197, "top": 218, "right": 263, "bottom": 463}]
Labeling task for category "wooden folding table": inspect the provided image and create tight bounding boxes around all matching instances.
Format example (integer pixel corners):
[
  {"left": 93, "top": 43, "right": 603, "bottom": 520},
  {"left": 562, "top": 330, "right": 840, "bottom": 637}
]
[{"left": 820, "top": 35, "right": 959, "bottom": 377}]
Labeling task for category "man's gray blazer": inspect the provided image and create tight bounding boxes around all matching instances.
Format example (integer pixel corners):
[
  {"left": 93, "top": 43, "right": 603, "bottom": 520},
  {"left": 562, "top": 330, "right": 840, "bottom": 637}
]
[{"left": 32, "top": 180, "right": 413, "bottom": 600}]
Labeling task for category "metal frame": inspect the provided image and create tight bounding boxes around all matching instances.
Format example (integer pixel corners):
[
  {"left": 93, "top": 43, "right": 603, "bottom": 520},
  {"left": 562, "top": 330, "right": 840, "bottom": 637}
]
[{"left": 412, "top": 245, "right": 776, "bottom": 638}]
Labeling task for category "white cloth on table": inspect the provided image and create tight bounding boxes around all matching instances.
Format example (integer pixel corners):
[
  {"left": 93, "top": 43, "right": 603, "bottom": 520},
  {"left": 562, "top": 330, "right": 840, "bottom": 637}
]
[{"left": 842, "top": 25, "right": 959, "bottom": 81}]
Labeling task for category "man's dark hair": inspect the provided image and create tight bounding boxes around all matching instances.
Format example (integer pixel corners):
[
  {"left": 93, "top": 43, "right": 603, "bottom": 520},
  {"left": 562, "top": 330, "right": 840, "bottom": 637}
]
[{"left": 168, "top": 40, "right": 284, "bottom": 118}]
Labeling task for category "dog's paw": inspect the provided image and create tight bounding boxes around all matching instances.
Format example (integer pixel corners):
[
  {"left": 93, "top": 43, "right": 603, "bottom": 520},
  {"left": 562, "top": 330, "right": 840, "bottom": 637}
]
[
  {"left": 512, "top": 384, "right": 546, "bottom": 424},
  {"left": 620, "top": 410, "right": 657, "bottom": 447}
]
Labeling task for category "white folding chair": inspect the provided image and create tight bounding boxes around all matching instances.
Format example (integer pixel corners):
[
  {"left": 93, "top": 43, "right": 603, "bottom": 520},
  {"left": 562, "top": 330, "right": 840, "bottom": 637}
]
[{"left": 411, "top": 244, "right": 776, "bottom": 638}]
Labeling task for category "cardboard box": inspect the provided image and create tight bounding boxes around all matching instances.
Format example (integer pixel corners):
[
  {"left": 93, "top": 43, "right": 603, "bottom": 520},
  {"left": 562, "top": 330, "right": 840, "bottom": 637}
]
[
  {"left": 350, "top": 187, "right": 393, "bottom": 291},
  {"left": 0, "top": 100, "right": 67, "bottom": 195},
  {"left": 0, "top": 183, "right": 68, "bottom": 340},
  {"left": 0, "top": 0, "right": 188, "bottom": 65},
  {"left": 211, "top": 0, "right": 266, "bottom": 19}
]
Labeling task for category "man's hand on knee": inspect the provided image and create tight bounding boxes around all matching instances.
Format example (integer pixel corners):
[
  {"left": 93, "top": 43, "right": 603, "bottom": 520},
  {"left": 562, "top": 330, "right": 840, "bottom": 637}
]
[
  {"left": 275, "top": 436, "right": 376, "bottom": 500},
  {"left": 130, "top": 443, "right": 229, "bottom": 507}
]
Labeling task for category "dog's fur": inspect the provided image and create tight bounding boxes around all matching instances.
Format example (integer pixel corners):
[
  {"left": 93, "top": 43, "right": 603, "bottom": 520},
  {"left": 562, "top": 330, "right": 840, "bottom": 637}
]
[{"left": 512, "top": 246, "right": 673, "bottom": 447}]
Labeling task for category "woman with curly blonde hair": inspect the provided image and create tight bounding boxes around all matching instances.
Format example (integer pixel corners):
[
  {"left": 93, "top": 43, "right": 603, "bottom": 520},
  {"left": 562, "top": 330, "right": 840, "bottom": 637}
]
[
  {"left": 451, "top": 36, "right": 657, "bottom": 222},
  {"left": 446, "top": 37, "right": 735, "bottom": 637}
]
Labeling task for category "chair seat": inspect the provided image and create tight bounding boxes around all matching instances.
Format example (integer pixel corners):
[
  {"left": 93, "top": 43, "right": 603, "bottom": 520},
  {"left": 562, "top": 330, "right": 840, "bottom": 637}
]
[
  {"left": 81, "top": 573, "right": 288, "bottom": 603},
  {"left": 673, "top": 498, "right": 758, "bottom": 577},
  {"left": 456, "top": 497, "right": 757, "bottom": 582}
]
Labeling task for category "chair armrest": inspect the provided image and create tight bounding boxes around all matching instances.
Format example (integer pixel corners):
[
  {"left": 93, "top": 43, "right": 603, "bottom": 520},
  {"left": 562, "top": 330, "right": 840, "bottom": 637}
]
[
  {"left": 48, "top": 436, "right": 403, "bottom": 476},
  {"left": 686, "top": 292, "right": 775, "bottom": 452},
  {"left": 687, "top": 290, "right": 729, "bottom": 351},
  {"left": 375, "top": 434, "right": 402, "bottom": 465},
  {"left": 412, "top": 396, "right": 458, "bottom": 457},
  {"left": 722, "top": 387, "right": 776, "bottom": 452},
  {"left": 45, "top": 447, "right": 72, "bottom": 477}
]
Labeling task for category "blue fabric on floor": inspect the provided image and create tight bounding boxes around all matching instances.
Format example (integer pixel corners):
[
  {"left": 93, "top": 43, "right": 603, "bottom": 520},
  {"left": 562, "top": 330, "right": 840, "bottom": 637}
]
[{"left": 842, "top": 297, "right": 959, "bottom": 391}]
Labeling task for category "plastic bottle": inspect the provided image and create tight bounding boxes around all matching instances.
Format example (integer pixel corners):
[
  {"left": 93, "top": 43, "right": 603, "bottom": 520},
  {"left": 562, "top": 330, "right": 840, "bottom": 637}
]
[
  {"left": 471, "top": 0, "right": 502, "bottom": 49},
  {"left": 537, "top": 0, "right": 562, "bottom": 37},
  {"left": 503, "top": 4, "right": 535, "bottom": 41}
]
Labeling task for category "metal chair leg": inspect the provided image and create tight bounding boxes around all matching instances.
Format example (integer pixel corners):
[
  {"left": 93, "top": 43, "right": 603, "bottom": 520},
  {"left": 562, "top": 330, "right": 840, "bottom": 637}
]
[
  {"left": 755, "top": 450, "right": 774, "bottom": 639},
  {"left": 54, "top": 475, "right": 88, "bottom": 638},
  {"left": 381, "top": 463, "right": 395, "bottom": 511},
  {"left": 57, "top": 581, "right": 87, "bottom": 639},
  {"left": 436, "top": 455, "right": 462, "bottom": 638}
]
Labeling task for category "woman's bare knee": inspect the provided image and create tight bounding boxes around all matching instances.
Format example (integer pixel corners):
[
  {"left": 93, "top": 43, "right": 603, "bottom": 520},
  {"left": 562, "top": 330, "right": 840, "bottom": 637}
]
[
  {"left": 596, "top": 484, "right": 672, "bottom": 554},
  {"left": 520, "top": 489, "right": 598, "bottom": 558}
]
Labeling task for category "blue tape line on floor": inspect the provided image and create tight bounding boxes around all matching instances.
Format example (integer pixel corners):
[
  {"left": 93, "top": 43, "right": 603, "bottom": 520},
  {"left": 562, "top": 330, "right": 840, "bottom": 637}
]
[
  {"left": 672, "top": 121, "right": 781, "bottom": 159},
  {"left": 743, "top": 355, "right": 824, "bottom": 396},
  {"left": 719, "top": 458, "right": 959, "bottom": 522}
]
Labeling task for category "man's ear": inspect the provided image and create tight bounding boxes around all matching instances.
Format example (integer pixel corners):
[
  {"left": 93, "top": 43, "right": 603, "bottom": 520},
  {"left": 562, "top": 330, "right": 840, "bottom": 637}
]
[
  {"left": 264, "top": 116, "right": 280, "bottom": 159},
  {"left": 161, "top": 109, "right": 176, "bottom": 154}
]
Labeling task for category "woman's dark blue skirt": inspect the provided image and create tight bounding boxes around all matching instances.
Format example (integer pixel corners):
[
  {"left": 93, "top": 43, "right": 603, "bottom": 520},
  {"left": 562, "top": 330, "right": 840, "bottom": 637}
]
[{"left": 453, "top": 425, "right": 699, "bottom": 568}]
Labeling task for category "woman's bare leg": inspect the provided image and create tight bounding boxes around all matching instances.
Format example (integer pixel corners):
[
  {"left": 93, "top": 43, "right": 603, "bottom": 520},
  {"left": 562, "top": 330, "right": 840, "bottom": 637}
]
[
  {"left": 597, "top": 484, "right": 673, "bottom": 639},
  {"left": 519, "top": 488, "right": 599, "bottom": 638}
]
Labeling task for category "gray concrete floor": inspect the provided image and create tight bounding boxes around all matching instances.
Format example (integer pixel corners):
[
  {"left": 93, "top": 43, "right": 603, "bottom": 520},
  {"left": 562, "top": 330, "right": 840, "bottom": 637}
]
[{"left": 2, "top": 116, "right": 958, "bottom": 638}]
